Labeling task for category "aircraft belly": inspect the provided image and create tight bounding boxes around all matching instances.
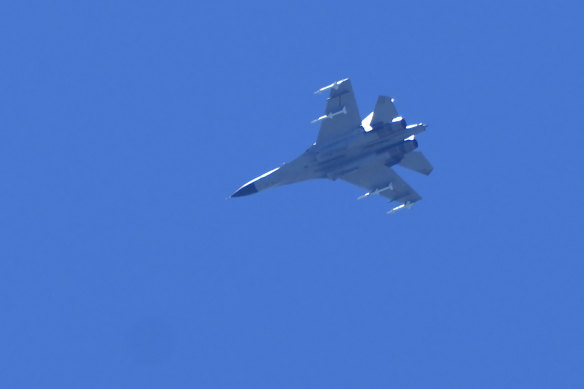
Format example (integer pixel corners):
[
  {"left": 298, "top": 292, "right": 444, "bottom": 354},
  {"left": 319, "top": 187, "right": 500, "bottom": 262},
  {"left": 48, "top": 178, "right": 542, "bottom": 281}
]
[{"left": 317, "top": 152, "right": 384, "bottom": 178}]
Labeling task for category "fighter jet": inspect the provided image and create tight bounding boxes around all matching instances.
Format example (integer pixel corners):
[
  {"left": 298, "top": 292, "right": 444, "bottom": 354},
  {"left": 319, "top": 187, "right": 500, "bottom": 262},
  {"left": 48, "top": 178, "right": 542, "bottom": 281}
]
[{"left": 231, "top": 78, "right": 433, "bottom": 214}]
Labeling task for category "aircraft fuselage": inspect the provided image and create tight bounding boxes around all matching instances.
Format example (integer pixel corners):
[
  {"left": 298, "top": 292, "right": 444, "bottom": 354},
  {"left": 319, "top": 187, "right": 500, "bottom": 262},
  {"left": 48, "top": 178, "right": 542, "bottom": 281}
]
[{"left": 231, "top": 121, "right": 426, "bottom": 197}]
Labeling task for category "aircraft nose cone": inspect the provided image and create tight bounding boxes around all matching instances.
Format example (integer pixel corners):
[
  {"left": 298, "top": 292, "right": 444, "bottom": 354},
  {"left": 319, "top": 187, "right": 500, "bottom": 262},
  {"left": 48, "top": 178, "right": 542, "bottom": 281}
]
[{"left": 231, "top": 183, "right": 258, "bottom": 197}]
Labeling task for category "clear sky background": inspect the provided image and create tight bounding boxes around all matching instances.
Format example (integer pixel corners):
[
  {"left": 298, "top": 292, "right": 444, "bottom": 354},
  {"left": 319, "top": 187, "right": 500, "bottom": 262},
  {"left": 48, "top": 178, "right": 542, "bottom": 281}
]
[{"left": 1, "top": 1, "right": 583, "bottom": 388}]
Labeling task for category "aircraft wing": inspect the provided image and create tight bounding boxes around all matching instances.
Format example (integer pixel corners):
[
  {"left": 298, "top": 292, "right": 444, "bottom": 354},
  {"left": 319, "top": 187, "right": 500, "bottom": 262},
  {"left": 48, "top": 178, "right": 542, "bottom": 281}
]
[
  {"left": 315, "top": 78, "right": 362, "bottom": 144},
  {"left": 340, "top": 161, "right": 421, "bottom": 204}
]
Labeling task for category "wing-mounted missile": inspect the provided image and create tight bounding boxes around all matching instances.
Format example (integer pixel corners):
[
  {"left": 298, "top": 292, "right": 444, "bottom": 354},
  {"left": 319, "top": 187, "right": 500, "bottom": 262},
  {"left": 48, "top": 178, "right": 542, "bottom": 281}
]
[
  {"left": 314, "top": 78, "right": 349, "bottom": 95},
  {"left": 312, "top": 78, "right": 351, "bottom": 123},
  {"left": 357, "top": 183, "right": 394, "bottom": 200},
  {"left": 406, "top": 123, "right": 427, "bottom": 134},
  {"left": 311, "top": 106, "right": 348, "bottom": 123},
  {"left": 387, "top": 201, "right": 414, "bottom": 215}
]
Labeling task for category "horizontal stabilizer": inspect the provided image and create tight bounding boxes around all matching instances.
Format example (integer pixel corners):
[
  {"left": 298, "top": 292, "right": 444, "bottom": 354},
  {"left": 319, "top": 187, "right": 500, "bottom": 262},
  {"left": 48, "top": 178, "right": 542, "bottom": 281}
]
[
  {"left": 371, "top": 96, "right": 399, "bottom": 126},
  {"left": 399, "top": 151, "right": 433, "bottom": 175}
]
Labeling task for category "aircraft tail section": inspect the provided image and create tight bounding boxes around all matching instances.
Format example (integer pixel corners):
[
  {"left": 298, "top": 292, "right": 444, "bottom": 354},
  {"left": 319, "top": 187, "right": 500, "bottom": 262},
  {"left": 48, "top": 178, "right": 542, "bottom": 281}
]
[
  {"left": 371, "top": 96, "right": 399, "bottom": 126},
  {"left": 398, "top": 151, "right": 433, "bottom": 175}
]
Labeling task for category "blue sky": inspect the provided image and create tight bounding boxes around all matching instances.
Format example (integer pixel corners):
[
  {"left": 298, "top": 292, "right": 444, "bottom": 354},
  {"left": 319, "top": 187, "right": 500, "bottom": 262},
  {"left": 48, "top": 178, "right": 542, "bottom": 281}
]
[{"left": 1, "top": 0, "right": 583, "bottom": 388}]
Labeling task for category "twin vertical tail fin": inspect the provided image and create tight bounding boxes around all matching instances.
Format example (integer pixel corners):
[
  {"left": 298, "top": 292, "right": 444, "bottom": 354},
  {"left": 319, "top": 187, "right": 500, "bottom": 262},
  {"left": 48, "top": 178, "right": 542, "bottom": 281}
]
[
  {"left": 371, "top": 95, "right": 433, "bottom": 175},
  {"left": 371, "top": 96, "right": 399, "bottom": 127}
]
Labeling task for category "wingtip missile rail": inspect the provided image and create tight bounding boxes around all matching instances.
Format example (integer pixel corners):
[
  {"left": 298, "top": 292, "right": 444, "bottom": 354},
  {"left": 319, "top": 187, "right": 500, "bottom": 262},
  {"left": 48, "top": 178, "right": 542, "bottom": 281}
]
[
  {"left": 387, "top": 201, "right": 414, "bottom": 215},
  {"left": 357, "top": 183, "right": 394, "bottom": 200},
  {"left": 311, "top": 106, "right": 348, "bottom": 123},
  {"left": 314, "top": 78, "right": 349, "bottom": 95}
]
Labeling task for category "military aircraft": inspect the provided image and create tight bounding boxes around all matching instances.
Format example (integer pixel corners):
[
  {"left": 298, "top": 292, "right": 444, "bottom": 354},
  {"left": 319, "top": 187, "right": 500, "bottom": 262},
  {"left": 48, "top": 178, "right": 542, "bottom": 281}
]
[{"left": 231, "top": 78, "right": 433, "bottom": 214}]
